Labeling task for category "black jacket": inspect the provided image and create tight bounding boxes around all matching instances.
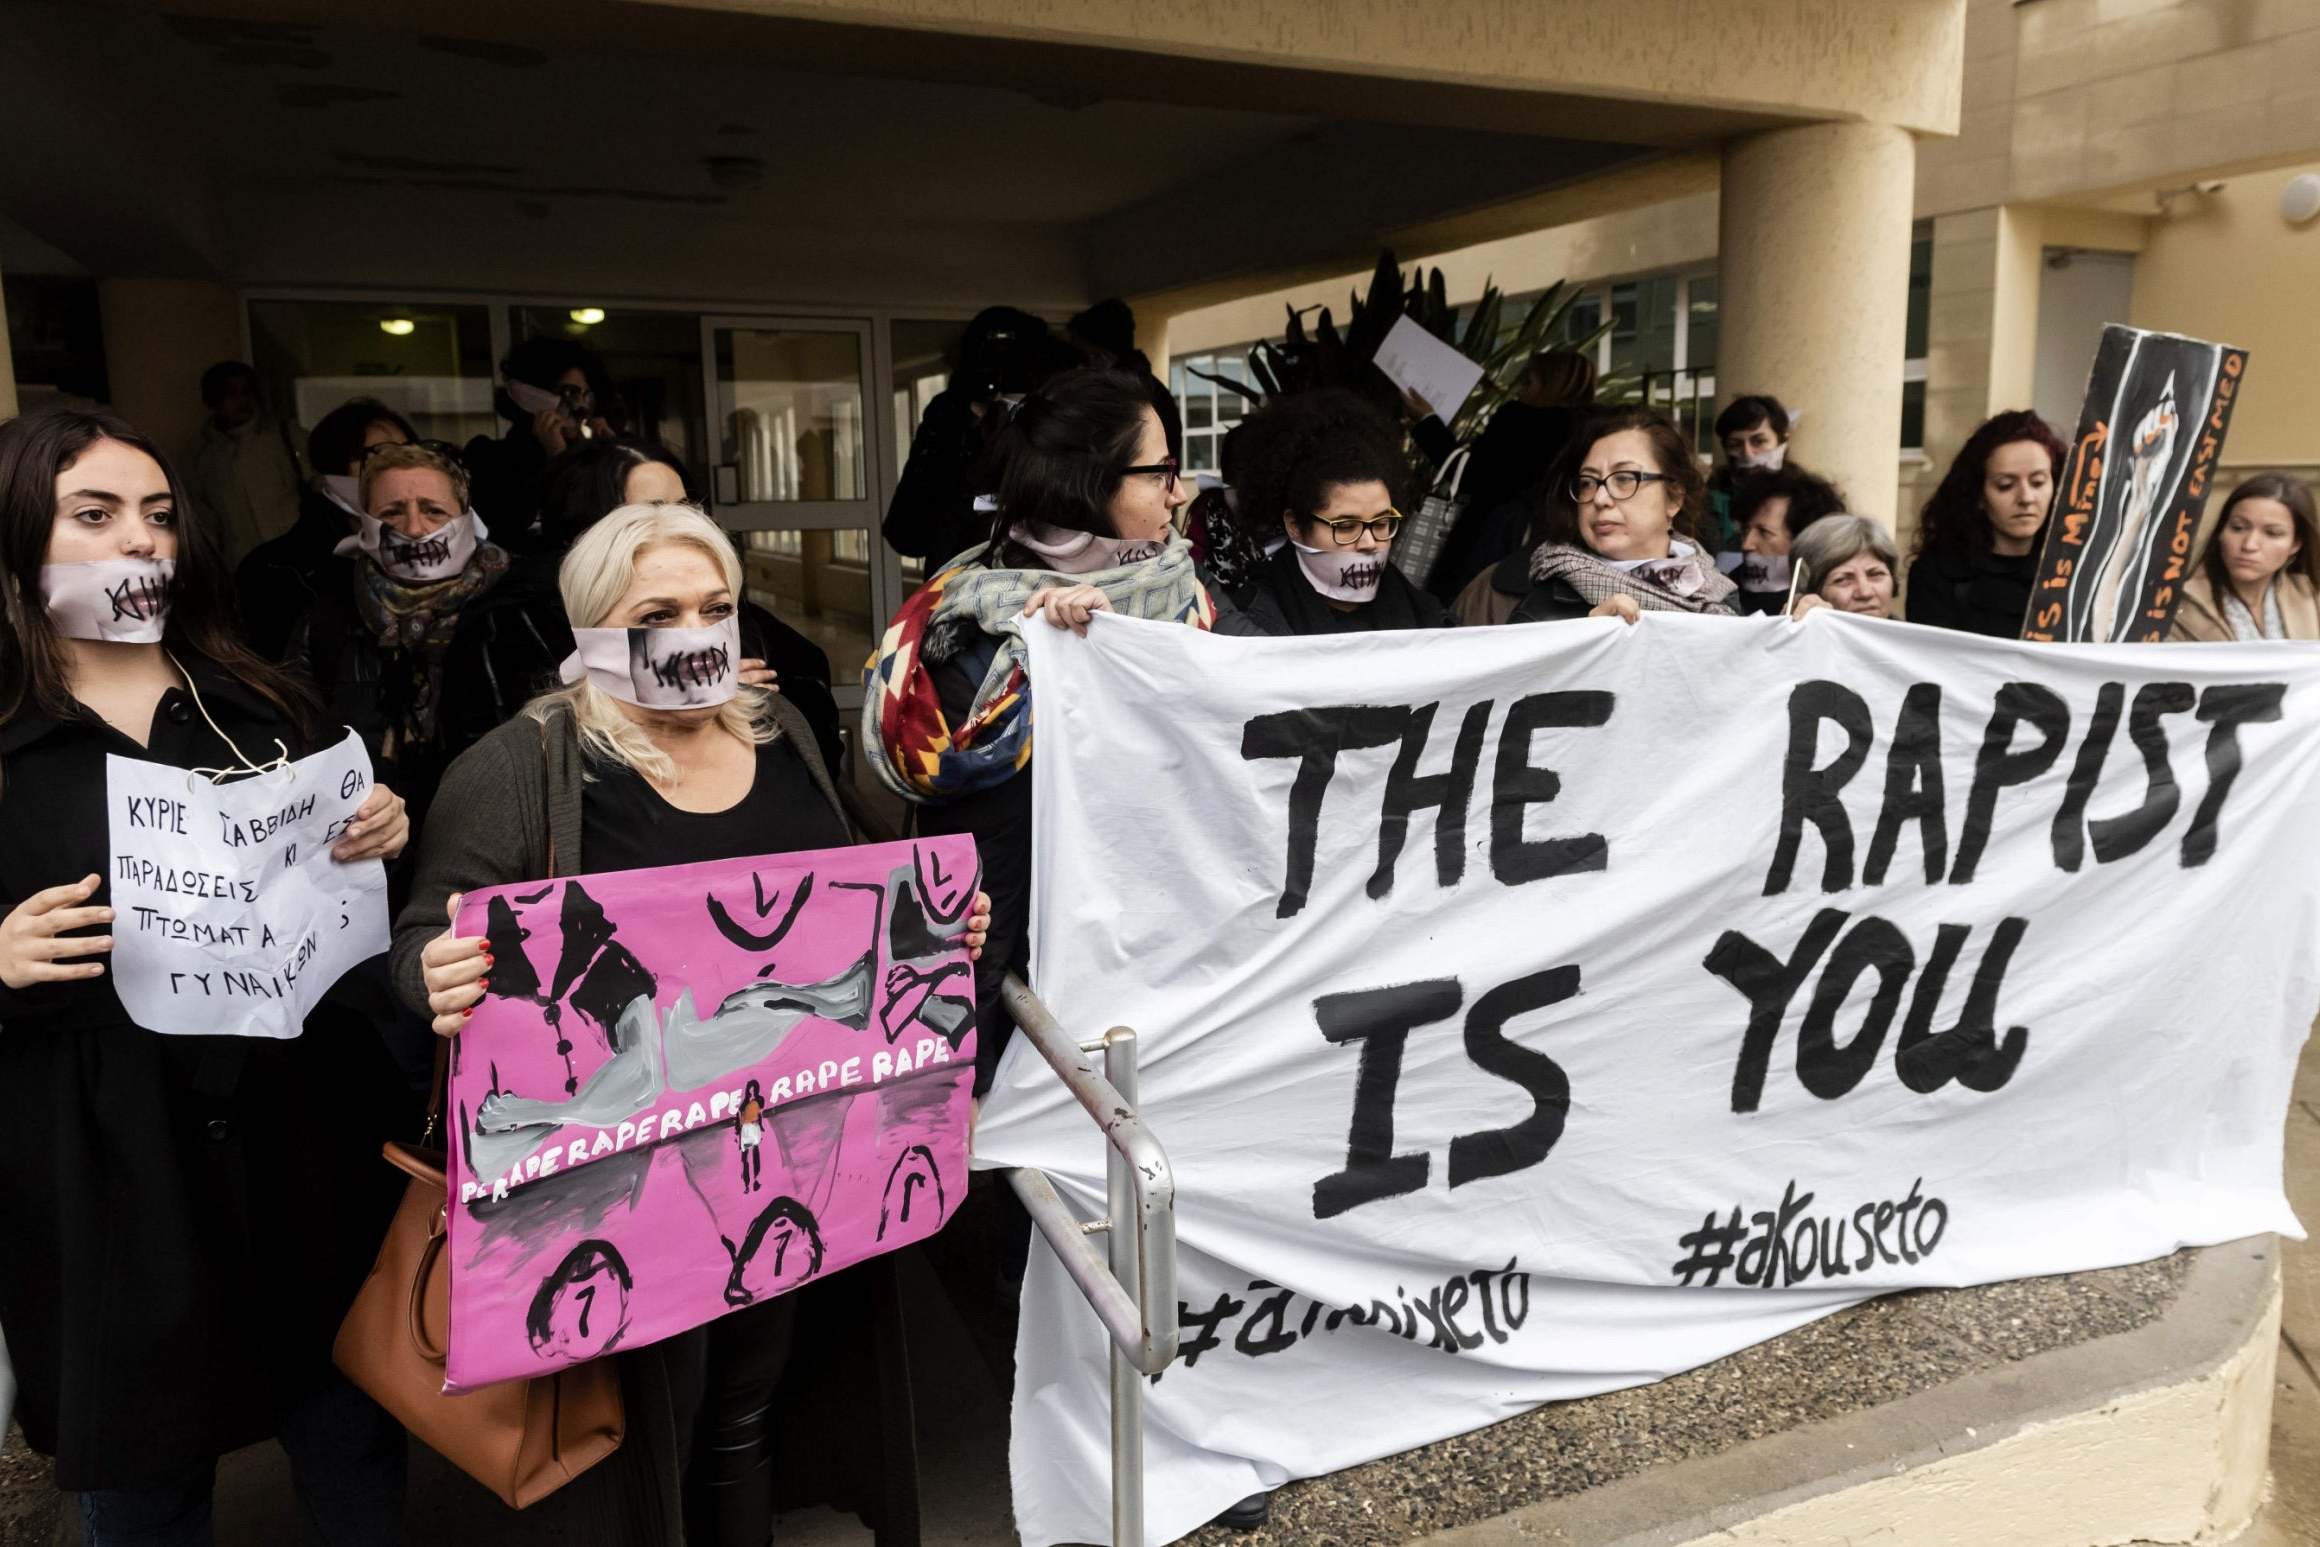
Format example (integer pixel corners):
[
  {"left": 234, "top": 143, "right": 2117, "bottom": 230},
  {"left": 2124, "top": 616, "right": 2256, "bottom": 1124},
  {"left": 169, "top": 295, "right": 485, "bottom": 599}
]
[
  {"left": 1228, "top": 544, "right": 1452, "bottom": 635},
  {"left": 463, "top": 426, "right": 553, "bottom": 552},
  {"left": 882, "top": 389, "right": 991, "bottom": 564},
  {"left": 0, "top": 662, "right": 407, "bottom": 1488},
  {"left": 236, "top": 487, "right": 353, "bottom": 660},
  {"left": 1905, "top": 547, "right": 2037, "bottom": 639}
]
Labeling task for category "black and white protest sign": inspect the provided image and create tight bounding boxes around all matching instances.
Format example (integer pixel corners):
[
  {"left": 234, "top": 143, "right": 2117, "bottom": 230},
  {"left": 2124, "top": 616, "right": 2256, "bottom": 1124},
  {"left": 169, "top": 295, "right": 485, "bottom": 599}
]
[
  {"left": 2024, "top": 324, "right": 2247, "bottom": 643},
  {"left": 105, "top": 729, "right": 389, "bottom": 1038},
  {"left": 973, "top": 613, "right": 2320, "bottom": 1546}
]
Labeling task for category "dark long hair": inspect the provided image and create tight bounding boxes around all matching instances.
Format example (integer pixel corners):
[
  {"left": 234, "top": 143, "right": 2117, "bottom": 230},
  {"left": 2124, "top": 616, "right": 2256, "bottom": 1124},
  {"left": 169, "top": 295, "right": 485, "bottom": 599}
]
[
  {"left": 1229, "top": 388, "right": 1410, "bottom": 551},
  {"left": 980, "top": 367, "right": 1155, "bottom": 564},
  {"left": 1731, "top": 463, "right": 1848, "bottom": 539},
  {"left": 0, "top": 407, "right": 320, "bottom": 754},
  {"left": 540, "top": 437, "right": 695, "bottom": 549},
  {"left": 1535, "top": 405, "right": 1708, "bottom": 552},
  {"left": 2200, "top": 471, "right": 2320, "bottom": 596},
  {"left": 1913, "top": 409, "right": 2065, "bottom": 562}
]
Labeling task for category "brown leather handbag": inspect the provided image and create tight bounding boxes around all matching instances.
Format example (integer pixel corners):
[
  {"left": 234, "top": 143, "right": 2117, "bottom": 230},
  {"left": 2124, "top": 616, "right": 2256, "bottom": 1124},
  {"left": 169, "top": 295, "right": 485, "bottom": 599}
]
[{"left": 333, "top": 1103, "right": 625, "bottom": 1506}]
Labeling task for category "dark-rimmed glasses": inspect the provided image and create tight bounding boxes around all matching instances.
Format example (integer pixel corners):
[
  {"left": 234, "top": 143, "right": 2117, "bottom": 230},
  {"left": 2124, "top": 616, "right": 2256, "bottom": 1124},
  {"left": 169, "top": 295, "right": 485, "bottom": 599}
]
[
  {"left": 1317, "top": 511, "right": 1404, "bottom": 546},
  {"left": 1572, "top": 470, "right": 1673, "bottom": 502},
  {"left": 1120, "top": 456, "right": 1181, "bottom": 495}
]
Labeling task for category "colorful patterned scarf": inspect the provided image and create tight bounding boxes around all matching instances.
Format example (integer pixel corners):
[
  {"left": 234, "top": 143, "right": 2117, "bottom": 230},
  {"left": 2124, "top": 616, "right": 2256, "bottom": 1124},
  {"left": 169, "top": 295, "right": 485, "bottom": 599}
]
[{"left": 864, "top": 538, "right": 1214, "bottom": 802}]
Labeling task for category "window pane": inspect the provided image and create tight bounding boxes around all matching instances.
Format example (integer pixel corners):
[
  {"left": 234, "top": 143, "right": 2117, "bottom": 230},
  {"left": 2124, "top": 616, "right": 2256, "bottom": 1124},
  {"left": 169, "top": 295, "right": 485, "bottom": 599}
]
[
  {"left": 1607, "top": 276, "right": 1678, "bottom": 378},
  {"left": 509, "top": 306, "right": 707, "bottom": 476},
  {"left": 739, "top": 526, "right": 878, "bottom": 680},
  {"left": 891, "top": 319, "right": 963, "bottom": 503},
  {"left": 1686, "top": 274, "right": 1719, "bottom": 375},
  {"left": 1901, "top": 378, "right": 1927, "bottom": 451},
  {"left": 1906, "top": 221, "right": 1934, "bottom": 361},
  {"left": 714, "top": 327, "right": 867, "bottom": 503},
  {"left": 248, "top": 299, "right": 497, "bottom": 456}
]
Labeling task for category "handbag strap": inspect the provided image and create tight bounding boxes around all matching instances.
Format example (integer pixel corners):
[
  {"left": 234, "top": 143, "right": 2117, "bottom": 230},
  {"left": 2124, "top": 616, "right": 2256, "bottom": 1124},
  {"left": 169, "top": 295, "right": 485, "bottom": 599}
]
[{"left": 1434, "top": 446, "right": 1471, "bottom": 500}]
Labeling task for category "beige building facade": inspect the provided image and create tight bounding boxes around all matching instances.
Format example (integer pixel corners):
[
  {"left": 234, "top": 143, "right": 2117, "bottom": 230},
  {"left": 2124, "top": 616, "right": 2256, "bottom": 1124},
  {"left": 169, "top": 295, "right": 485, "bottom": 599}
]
[
  {"left": 1164, "top": 0, "right": 2320, "bottom": 542},
  {"left": 3, "top": 0, "right": 2311, "bottom": 643}
]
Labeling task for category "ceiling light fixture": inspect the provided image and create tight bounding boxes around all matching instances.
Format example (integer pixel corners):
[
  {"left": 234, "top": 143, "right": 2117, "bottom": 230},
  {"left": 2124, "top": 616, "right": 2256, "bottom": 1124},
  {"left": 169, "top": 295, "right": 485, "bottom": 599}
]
[
  {"left": 569, "top": 307, "right": 606, "bottom": 326},
  {"left": 379, "top": 317, "right": 416, "bottom": 336}
]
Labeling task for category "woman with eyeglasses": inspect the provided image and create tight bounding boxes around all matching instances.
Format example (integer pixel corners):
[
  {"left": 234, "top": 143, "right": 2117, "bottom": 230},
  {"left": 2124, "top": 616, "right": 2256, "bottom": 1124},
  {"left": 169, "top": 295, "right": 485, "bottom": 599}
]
[
  {"left": 865, "top": 366, "right": 1210, "bottom": 1090},
  {"left": 286, "top": 440, "right": 511, "bottom": 834},
  {"left": 1218, "top": 389, "right": 1450, "bottom": 635},
  {"left": 1498, "top": 406, "right": 1740, "bottom": 624}
]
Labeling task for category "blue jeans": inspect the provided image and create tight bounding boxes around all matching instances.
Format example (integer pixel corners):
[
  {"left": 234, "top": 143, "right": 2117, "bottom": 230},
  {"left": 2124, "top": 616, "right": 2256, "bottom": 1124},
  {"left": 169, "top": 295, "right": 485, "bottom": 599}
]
[{"left": 77, "top": 1374, "right": 404, "bottom": 1547}]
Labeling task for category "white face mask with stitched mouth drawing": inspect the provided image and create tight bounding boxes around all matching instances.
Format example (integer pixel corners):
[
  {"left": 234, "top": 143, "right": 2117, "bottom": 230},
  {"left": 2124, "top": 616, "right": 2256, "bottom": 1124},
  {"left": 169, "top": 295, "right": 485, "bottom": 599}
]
[
  {"left": 561, "top": 616, "right": 742, "bottom": 709},
  {"left": 1289, "top": 539, "right": 1388, "bottom": 603},
  {"left": 334, "top": 509, "right": 486, "bottom": 582},
  {"left": 42, "top": 557, "right": 176, "bottom": 643}
]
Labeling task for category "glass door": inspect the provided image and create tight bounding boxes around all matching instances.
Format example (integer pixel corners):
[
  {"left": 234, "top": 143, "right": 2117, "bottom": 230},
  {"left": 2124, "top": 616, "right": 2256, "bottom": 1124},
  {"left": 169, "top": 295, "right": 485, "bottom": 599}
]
[{"left": 702, "top": 316, "right": 894, "bottom": 706}]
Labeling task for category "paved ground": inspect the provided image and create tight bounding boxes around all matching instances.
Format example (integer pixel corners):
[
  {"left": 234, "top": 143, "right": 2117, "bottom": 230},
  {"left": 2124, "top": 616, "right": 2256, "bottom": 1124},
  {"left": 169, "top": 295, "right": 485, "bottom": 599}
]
[{"left": 6, "top": 1036, "right": 2317, "bottom": 1546}]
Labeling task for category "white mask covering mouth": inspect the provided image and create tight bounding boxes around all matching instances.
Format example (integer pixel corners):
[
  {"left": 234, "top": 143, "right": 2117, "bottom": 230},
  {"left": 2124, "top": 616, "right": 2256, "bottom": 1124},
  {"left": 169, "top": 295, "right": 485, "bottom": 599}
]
[
  {"left": 1289, "top": 539, "right": 1388, "bottom": 603},
  {"left": 42, "top": 557, "right": 176, "bottom": 643},
  {"left": 1007, "top": 522, "right": 1167, "bottom": 576},
  {"left": 334, "top": 509, "right": 487, "bottom": 582},
  {"left": 1736, "top": 444, "right": 1789, "bottom": 472},
  {"left": 319, "top": 474, "right": 362, "bottom": 516},
  {"left": 561, "top": 615, "right": 742, "bottom": 709},
  {"left": 1732, "top": 551, "right": 1794, "bottom": 593}
]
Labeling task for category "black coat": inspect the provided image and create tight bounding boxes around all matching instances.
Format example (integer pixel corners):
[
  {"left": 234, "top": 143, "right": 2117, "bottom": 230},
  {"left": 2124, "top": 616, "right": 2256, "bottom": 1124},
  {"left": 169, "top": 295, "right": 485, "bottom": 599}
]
[
  {"left": 0, "top": 662, "right": 408, "bottom": 1489},
  {"left": 1229, "top": 544, "right": 1452, "bottom": 635},
  {"left": 236, "top": 487, "right": 353, "bottom": 661},
  {"left": 1905, "top": 547, "right": 2038, "bottom": 639},
  {"left": 882, "top": 389, "right": 991, "bottom": 564}
]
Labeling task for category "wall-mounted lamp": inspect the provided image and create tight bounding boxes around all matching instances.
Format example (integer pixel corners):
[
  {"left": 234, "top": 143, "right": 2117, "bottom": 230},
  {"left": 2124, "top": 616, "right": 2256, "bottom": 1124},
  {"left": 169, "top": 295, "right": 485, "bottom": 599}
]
[
  {"left": 2153, "top": 180, "right": 2226, "bottom": 214},
  {"left": 2282, "top": 173, "right": 2320, "bottom": 227},
  {"left": 569, "top": 307, "right": 606, "bottom": 326},
  {"left": 378, "top": 317, "right": 417, "bottom": 336}
]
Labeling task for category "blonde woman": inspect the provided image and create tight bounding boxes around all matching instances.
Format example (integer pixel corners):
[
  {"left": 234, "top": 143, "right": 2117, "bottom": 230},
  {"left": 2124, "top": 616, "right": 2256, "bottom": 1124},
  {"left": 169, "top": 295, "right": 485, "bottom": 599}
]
[{"left": 392, "top": 502, "right": 986, "bottom": 1545}]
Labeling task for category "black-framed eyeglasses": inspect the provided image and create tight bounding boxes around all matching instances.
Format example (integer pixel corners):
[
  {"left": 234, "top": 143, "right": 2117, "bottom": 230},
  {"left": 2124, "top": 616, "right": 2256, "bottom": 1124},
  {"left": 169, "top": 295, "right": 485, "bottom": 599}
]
[
  {"left": 1318, "top": 511, "right": 1404, "bottom": 545},
  {"left": 1120, "top": 456, "right": 1181, "bottom": 494},
  {"left": 1571, "top": 470, "right": 1674, "bottom": 502}
]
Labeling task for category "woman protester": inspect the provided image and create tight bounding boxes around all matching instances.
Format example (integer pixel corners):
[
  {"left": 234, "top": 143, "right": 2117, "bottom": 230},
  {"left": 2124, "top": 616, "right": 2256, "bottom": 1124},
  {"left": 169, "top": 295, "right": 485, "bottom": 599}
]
[
  {"left": 464, "top": 336, "right": 616, "bottom": 544},
  {"left": 1787, "top": 514, "right": 1902, "bottom": 620},
  {"left": 2169, "top": 473, "right": 2320, "bottom": 642},
  {"left": 1462, "top": 406, "right": 1738, "bottom": 625},
  {"left": 236, "top": 398, "right": 415, "bottom": 659},
  {"left": 0, "top": 406, "right": 412, "bottom": 1545},
  {"left": 288, "top": 441, "right": 509, "bottom": 831},
  {"left": 1725, "top": 463, "right": 1847, "bottom": 615},
  {"left": 865, "top": 366, "right": 1213, "bottom": 1088},
  {"left": 1222, "top": 389, "right": 1450, "bottom": 635},
  {"left": 397, "top": 502, "right": 988, "bottom": 1545},
  {"left": 1905, "top": 409, "right": 2065, "bottom": 638}
]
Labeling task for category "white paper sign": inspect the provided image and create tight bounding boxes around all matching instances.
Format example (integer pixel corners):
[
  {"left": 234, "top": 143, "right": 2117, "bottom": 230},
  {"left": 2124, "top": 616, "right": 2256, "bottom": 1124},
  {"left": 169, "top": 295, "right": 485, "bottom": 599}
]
[
  {"left": 1373, "top": 314, "right": 1486, "bottom": 421},
  {"left": 106, "top": 729, "right": 390, "bottom": 1039},
  {"left": 975, "top": 613, "right": 2320, "bottom": 1547}
]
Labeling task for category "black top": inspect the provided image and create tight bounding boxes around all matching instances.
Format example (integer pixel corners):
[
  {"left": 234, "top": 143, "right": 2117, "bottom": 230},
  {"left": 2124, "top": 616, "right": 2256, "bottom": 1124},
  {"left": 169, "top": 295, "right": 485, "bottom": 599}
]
[
  {"left": 236, "top": 487, "right": 353, "bottom": 660},
  {"left": 582, "top": 731, "right": 849, "bottom": 875},
  {"left": 1905, "top": 547, "right": 2037, "bottom": 639},
  {"left": 0, "top": 660, "right": 406, "bottom": 1488},
  {"left": 1229, "top": 543, "right": 1452, "bottom": 635}
]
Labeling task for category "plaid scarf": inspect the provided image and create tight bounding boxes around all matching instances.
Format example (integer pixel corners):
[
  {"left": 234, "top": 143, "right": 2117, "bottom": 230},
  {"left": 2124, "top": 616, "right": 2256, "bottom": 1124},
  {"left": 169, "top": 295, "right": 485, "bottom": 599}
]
[
  {"left": 864, "top": 538, "right": 1213, "bottom": 802},
  {"left": 352, "top": 545, "right": 508, "bottom": 755},
  {"left": 1527, "top": 541, "right": 1737, "bottom": 615}
]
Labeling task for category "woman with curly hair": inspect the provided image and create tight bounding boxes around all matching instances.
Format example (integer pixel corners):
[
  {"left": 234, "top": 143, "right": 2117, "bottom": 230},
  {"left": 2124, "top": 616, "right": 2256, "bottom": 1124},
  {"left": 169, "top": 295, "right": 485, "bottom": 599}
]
[
  {"left": 1904, "top": 409, "right": 2065, "bottom": 638},
  {"left": 1222, "top": 389, "right": 1449, "bottom": 634}
]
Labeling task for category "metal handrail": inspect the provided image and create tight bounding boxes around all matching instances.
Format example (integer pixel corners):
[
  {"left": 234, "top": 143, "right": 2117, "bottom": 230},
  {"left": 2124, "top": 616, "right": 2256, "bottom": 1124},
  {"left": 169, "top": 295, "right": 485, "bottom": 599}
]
[
  {"left": 999, "top": 972, "right": 1180, "bottom": 1545},
  {"left": 1002, "top": 974, "right": 1179, "bottom": 1372}
]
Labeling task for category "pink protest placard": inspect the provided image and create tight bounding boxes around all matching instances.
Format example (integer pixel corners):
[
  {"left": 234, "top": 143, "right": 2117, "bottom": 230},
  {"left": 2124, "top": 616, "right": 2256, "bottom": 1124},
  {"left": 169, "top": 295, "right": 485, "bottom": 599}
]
[{"left": 443, "top": 835, "right": 979, "bottom": 1391}]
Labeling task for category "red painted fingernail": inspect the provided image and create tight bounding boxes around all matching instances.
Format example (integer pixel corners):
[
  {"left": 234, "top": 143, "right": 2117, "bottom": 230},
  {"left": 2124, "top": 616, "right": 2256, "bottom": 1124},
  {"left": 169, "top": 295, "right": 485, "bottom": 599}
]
[
  {"left": 477, "top": 978, "right": 490, "bottom": 992},
  {"left": 463, "top": 1006, "right": 476, "bottom": 1019}
]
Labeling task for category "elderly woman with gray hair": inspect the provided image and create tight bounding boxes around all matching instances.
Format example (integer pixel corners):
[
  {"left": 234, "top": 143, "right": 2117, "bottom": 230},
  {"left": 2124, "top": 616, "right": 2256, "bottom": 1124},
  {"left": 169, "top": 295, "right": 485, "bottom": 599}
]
[{"left": 1788, "top": 514, "right": 1902, "bottom": 619}]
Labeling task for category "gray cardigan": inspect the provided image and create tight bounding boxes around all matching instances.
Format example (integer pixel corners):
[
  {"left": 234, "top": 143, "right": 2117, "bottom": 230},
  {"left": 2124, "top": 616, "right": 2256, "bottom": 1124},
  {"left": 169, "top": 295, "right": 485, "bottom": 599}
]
[{"left": 389, "top": 692, "right": 850, "bottom": 1017}]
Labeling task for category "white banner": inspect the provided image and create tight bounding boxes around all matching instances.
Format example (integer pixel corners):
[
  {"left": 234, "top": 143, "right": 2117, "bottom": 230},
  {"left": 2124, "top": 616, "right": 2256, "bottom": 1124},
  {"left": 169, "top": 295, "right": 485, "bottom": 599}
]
[
  {"left": 105, "top": 728, "right": 390, "bottom": 1039},
  {"left": 973, "top": 611, "right": 2320, "bottom": 1547}
]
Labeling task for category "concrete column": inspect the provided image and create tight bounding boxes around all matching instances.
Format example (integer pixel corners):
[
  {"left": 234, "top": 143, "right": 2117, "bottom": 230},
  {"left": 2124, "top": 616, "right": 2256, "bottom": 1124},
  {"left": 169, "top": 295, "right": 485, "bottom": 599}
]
[
  {"left": 97, "top": 278, "right": 244, "bottom": 466},
  {"left": 1716, "top": 121, "right": 1917, "bottom": 528},
  {"left": 0, "top": 263, "right": 20, "bottom": 421}
]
